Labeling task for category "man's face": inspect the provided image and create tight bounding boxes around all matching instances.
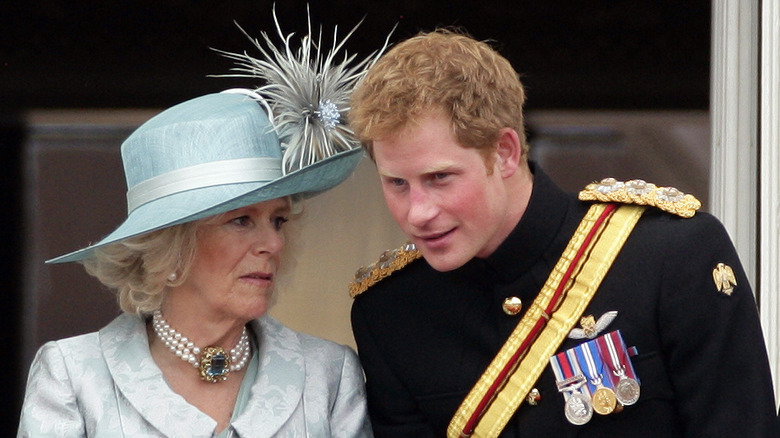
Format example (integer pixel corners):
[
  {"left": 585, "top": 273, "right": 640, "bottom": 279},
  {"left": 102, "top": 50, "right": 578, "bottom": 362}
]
[{"left": 373, "top": 111, "right": 514, "bottom": 272}]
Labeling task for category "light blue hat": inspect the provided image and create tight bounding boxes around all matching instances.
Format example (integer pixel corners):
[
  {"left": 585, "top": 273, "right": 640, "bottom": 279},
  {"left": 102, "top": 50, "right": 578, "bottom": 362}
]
[
  {"left": 47, "top": 91, "right": 363, "bottom": 264},
  {"left": 47, "top": 10, "right": 390, "bottom": 264}
]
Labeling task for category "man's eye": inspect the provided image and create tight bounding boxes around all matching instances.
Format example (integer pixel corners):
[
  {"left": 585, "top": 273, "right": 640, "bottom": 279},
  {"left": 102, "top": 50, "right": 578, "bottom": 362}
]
[
  {"left": 430, "top": 172, "right": 453, "bottom": 183},
  {"left": 384, "top": 177, "right": 406, "bottom": 187}
]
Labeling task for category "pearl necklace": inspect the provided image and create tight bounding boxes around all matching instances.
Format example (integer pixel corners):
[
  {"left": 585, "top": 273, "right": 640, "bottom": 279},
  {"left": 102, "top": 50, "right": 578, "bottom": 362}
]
[{"left": 152, "top": 310, "right": 250, "bottom": 383}]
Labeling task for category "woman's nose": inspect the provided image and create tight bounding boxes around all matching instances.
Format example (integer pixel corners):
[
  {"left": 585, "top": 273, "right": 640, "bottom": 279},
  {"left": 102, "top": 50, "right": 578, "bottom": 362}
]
[{"left": 251, "top": 225, "right": 285, "bottom": 255}]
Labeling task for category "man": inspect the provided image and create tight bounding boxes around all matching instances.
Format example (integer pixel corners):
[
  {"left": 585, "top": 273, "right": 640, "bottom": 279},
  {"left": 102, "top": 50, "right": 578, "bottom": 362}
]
[{"left": 348, "top": 29, "right": 779, "bottom": 437}]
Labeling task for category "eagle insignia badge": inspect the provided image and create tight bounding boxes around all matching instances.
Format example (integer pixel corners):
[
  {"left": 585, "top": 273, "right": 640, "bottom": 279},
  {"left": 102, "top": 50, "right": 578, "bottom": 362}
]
[{"left": 713, "top": 262, "right": 737, "bottom": 296}]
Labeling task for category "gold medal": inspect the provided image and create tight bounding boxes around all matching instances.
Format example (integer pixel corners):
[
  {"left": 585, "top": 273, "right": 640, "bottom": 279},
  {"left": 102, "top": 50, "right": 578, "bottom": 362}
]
[{"left": 591, "top": 385, "right": 617, "bottom": 415}]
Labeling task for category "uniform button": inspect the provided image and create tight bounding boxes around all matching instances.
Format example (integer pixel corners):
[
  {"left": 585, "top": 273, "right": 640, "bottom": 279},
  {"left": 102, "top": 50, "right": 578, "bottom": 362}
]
[
  {"left": 526, "top": 388, "right": 541, "bottom": 405},
  {"left": 502, "top": 296, "right": 522, "bottom": 315}
]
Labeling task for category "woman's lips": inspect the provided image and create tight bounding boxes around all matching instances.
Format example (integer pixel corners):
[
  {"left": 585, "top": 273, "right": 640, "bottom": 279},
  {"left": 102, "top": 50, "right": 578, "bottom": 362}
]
[{"left": 241, "top": 272, "right": 273, "bottom": 285}]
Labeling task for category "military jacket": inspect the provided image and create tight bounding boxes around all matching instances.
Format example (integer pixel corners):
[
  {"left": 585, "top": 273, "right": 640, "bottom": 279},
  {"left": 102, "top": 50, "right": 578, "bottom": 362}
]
[{"left": 351, "top": 164, "right": 779, "bottom": 437}]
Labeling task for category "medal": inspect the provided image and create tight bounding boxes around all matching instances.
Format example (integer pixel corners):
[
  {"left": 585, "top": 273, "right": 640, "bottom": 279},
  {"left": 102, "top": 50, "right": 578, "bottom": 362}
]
[
  {"left": 559, "top": 376, "right": 594, "bottom": 425},
  {"left": 591, "top": 386, "right": 618, "bottom": 415},
  {"left": 578, "top": 340, "right": 617, "bottom": 415},
  {"left": 565, "top": 392, "right": 593, "bottom": 425},
  {"left": 596, "top": 331, "right": 641, "bottom": 406},
  {"left": 615, "top": 375, "right": 641, "bottom": 406},
  {"left": 550, "top": 351, "right": 594, "bottom": 425}
]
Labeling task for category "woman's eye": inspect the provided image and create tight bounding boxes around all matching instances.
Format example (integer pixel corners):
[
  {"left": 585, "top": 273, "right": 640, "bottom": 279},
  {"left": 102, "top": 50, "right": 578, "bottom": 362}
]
[
  {"left": 273, "top": 216, "right": 289, "bottom": 230},
  {"left": 231, "top": 216, "right": 251, "bottom": 227}
]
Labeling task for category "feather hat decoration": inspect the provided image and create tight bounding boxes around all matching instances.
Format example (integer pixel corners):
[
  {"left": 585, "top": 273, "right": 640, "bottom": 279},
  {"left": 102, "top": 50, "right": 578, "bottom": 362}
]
[{"left": 215, "top": 6, "right": 393, "bottom": 174}]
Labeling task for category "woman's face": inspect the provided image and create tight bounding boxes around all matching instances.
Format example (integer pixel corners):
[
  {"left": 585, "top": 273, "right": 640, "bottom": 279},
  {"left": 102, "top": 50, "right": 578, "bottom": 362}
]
[{"left": 174, "top": 198, "right": 291, "bottom": 323}]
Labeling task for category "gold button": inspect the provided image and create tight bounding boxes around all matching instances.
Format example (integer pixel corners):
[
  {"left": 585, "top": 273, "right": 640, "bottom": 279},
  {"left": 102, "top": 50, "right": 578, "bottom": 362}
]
[
  {"left": 526, "top": 388, "right": 541, "bottom": 405},
  {"left": 502, "top": 296, "right": 522, "bottom": 315}
]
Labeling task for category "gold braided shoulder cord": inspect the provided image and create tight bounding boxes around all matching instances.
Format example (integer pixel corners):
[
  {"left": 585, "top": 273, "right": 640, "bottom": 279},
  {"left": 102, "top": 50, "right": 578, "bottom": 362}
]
[
  {"left": 578, "top": 178, "right": 700, "bottom": 218},
  {"left": 349, "top": 242, "right": 422, "bottom": 298}
]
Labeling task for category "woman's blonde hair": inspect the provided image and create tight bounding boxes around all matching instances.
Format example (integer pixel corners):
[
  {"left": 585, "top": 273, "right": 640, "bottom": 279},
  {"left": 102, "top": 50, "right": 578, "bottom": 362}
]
[
  {"left": 349, "top": 28, "right": 528, "bottom": 158},
  {"left": 82, "top": 222, "right": 199, "bottom": 315}
]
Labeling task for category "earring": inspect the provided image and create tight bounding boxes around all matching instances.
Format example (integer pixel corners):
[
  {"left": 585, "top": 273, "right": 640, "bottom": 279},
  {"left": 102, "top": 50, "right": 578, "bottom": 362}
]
[{"left": 167, "top": 272, "right": 178, "bottom": 282}]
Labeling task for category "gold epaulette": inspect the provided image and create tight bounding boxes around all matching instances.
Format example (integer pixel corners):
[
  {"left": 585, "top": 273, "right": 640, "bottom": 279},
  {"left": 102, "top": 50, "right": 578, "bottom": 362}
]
[
  {"left": 349, "top": 242, "right": 422, "bottom": 298},
  {"left": 578, "top": 178, "right": 701, "bottom": 218}
]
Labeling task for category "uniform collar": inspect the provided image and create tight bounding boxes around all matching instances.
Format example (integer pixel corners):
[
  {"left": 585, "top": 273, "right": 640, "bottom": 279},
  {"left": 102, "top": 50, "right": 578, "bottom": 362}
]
[{"left": 481, "top": 162, "right": 573, "bottom": 282}]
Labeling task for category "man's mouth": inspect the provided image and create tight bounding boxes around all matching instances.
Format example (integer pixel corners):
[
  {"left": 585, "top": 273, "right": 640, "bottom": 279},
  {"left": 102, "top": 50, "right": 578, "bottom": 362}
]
[{"left": 416, "top": 228, "right": 455, "bottom": 244}]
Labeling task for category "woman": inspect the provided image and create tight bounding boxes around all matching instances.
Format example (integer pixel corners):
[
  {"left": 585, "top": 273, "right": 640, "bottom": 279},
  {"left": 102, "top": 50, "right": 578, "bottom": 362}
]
[{"left": 18, "top": 16, "right": 381, "bottom": 437}]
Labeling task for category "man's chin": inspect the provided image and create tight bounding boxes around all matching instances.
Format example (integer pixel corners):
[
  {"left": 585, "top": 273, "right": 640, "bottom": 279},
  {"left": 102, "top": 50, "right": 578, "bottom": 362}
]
[{"left": 419, "top": 248, "right": 469, "bottom": 273}]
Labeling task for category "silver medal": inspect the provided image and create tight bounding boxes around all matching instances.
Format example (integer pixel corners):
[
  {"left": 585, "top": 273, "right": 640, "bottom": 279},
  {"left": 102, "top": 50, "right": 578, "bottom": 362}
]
[
  {"left": 615, "top": 375, "right": 641, "bottom": 406},
  {"left": 564, "top": 392, "right": 594, "bottom": 425}
]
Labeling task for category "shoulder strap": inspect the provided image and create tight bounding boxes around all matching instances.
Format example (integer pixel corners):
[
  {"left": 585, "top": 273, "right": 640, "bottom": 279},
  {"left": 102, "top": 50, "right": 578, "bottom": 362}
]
[
  {"left": 578, "top": 178, "right": 700, "bottom": 218},
  {"left": 448, "top": 203, "right": 646, "bottom": 438}
]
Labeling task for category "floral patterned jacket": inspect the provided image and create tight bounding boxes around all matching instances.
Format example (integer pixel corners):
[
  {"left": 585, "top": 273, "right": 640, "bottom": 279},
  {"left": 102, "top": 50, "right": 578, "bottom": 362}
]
[{"left": 18, "top": 313, "right": 372, "bottom": 437}]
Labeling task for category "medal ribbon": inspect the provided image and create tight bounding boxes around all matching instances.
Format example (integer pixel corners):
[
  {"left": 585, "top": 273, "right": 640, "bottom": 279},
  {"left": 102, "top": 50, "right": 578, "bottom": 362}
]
[
  {"left": 565, "top": 349, "right": 591, "bottom": 397},
  {"left": 551, "top": 351, "right": 581, "bottom": 396},
  {"left": 577, "top": 340, "right": 606, "bottom": 391},
  {"left": 549, "top": 352, "right": 568, "bottom": 384},
  {"left": 448, "top": 204, "right": 646, "bottom": 438},
  {"left": 596, "top": 331, "right": 622, "bottom": 377},
  {"left": 598, "top": 331, "right": 638, "bottom": 381},
  {"left": 565, "top": 348, "right": 590, "bottom": 397}
]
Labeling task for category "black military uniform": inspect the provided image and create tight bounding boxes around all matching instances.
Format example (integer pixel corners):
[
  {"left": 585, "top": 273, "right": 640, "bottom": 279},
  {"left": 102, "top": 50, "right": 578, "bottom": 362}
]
[{"left": 351, "top": 163, "right": 779, "bottom": 437}]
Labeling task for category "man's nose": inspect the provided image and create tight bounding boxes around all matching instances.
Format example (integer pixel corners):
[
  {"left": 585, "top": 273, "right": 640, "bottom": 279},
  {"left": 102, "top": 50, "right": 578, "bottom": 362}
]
[{"left": 407, "top": 188, "right": 438, "bottom": 226}]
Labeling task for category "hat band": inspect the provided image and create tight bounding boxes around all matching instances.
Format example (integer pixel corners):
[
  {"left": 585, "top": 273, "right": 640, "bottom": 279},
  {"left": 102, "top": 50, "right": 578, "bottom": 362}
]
[{"left": 126, "top": 157, "right": 282, "bottom": 212}]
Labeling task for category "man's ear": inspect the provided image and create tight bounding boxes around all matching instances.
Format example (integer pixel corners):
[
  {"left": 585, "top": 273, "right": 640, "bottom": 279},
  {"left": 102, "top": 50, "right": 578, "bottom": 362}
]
[{"left": 494, "top": 127, "right": 522, "bottom": 178}]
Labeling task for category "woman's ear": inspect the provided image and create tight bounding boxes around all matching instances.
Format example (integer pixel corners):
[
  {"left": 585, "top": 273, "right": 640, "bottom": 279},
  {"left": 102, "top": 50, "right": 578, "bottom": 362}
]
[{"left": 494, "top": 127, "right": 522, "bottom": 178}]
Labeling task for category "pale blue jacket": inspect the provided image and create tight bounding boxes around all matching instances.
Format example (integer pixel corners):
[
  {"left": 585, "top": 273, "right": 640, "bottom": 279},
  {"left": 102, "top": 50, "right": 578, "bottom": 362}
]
[{"left": 18, "top": 313, "right": 372, "bottom": 437}]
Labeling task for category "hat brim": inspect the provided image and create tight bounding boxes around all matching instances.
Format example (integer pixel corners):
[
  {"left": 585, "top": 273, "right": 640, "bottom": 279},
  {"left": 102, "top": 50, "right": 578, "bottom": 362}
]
[{"left": 47, "top": 148, "right": 364, "bottom": 264}]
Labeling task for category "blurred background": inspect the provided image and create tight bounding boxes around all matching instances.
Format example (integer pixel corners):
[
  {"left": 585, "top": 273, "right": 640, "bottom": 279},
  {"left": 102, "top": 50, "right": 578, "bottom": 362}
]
[{"left": 1, "top": 0, "right": 711, "bottom": 433}]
